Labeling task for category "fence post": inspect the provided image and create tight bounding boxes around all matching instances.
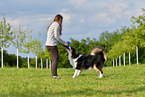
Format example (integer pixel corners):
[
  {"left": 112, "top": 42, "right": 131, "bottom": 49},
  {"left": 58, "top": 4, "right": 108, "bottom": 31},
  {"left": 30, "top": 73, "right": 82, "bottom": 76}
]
[
  {"left": 46, "top": 59, "right": 48, "bottom": 69},
  {"left": 124, "top": 53, "right": 125, "bottom": 66},
  {"left": 136, "top": 46, "right": 138, "bottom": 65},
  {"left": 36, "top": 56, "right": 37, "bottom": 69},
  {"left": 113, "top": 59, "right": 114, "bottom": 67},
  {"left": 41, "top": 58, "right": 43, "bottom": 69},
  {"left": 1, "top": 47, "right": 3, "bottom": 68},
  {"left": 119, "top": 56, "right": 121, "bottom": 66},
  {"left": 28, "top": 54, "right": 29, "bottom": 68},
  {"left": 17, "top": 48, "right": 19, "bottom": 68},
  {"left": 49, "top": 60, "right": 51, "bottom": 69},
  {"left": 129, "top": 52, "right": 131, "bottom": 65},
  {"left": 116, "top": 58, "right": 117, "bottom": 66}
]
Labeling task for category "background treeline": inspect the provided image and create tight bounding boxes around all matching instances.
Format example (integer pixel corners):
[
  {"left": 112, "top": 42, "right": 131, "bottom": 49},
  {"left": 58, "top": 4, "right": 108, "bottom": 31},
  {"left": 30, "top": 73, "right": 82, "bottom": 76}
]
[{"left": 1, "top": 8, "right": 145, "bottom": 68}]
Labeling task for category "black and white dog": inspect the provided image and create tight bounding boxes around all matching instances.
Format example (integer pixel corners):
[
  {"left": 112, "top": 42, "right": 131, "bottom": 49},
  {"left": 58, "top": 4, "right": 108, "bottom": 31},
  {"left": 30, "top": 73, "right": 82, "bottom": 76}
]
[{"left": 67, "top": 46, "right": 107, "bottom": 78}]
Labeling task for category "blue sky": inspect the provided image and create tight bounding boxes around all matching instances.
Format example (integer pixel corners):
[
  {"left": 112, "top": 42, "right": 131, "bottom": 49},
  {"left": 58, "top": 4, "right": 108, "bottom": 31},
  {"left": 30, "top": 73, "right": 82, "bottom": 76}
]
[{"left": 0, "top": 0, "right": 145, "bottom": 58}]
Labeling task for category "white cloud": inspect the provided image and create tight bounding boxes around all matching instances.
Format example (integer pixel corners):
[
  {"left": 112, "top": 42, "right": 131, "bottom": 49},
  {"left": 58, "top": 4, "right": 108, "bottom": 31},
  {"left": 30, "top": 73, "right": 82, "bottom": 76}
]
[
  {"left": 94, "top": 13, "right": 115, "bottom": 24},
  {"left": 7, "top": 14, "right": 53, "bottom": 28},
  {"left": 80, "top": 18, "right": 85, "bottom": 23},
  {"left": 108, "top": 1, "right": 129, "bottom": 18},
  {"left": 61, "top": 8, "right": 70, "bottom": 12},
  {"left": 60, "top": 12, "right": 72, "bottom": 24},
  {"left": 69, "top": 0, "right": 87, "bottom": 8}
]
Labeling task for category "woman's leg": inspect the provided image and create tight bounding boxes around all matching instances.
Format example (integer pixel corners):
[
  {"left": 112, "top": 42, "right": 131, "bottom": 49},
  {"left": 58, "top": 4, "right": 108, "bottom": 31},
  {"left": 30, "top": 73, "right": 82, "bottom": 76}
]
[{"left": 46, "top": 46, "right": 59, "bottom": 76}]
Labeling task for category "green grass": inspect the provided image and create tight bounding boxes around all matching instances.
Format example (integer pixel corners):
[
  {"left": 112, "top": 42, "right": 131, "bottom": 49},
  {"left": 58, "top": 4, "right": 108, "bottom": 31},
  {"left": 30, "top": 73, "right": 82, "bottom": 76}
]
[{"left": 0, "top": 65, "right": 144, "bottom": 97}]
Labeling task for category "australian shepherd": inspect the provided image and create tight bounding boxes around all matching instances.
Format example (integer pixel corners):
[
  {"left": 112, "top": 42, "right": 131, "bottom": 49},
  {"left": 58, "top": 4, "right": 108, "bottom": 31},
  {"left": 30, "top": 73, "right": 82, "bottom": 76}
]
[{"left": 67, "top": 46, "right": 107, "bottom": 78}]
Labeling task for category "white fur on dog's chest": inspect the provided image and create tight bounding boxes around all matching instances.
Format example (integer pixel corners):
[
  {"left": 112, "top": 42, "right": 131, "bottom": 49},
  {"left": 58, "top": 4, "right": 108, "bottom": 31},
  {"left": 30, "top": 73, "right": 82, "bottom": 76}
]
[{"left": 67, "top": 50, "right": 82, "bottom": 69}]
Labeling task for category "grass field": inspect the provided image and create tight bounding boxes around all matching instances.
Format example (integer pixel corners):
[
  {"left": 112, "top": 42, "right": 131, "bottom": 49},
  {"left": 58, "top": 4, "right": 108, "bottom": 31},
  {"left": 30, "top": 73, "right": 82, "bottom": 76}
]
[{"left": 0, "top": 65, "right": 144, "bottom": 97}]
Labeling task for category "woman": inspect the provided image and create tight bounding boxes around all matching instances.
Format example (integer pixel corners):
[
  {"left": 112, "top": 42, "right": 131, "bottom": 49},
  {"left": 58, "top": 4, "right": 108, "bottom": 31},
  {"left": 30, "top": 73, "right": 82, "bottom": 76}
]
[{"left": 45, "top": 14, "right": 68, "bottom": 79}]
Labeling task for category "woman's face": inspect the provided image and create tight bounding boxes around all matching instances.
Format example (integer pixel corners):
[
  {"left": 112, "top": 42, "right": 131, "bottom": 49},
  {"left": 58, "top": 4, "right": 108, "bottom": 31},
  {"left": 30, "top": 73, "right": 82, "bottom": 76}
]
[{"left": 58, "top": 18, "right": 63, "bottom": 25}]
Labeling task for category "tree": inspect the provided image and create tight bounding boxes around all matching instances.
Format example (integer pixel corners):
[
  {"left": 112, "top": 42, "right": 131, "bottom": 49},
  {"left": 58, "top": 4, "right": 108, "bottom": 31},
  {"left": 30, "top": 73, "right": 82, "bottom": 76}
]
[
  {"left": 44, "top": 48, "right": 51, "bottom": 69},
  {"left": 23, "top": 25, "right": 33, "bottom": 68},
  {"left": 107, "top": 8, "right": 145, "bottom": 59},
  {"left": 13, "top": 25, "right": 27, "bottom": 68},
  {"left": 31, "top": 32, "right": 43, "bottom": 68},
  {"left": 99, "top": 26, "right": 129, "bottom": 52},
  {"left": 0, "top": 15, "right": 14, "bottom": 68}
]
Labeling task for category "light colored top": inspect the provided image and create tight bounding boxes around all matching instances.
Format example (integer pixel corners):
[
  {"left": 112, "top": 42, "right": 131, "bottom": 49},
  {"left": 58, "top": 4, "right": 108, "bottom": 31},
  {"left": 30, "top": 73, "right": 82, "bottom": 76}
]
[{"left": 45, "top": 22, "right": 65, "bottom": 46}]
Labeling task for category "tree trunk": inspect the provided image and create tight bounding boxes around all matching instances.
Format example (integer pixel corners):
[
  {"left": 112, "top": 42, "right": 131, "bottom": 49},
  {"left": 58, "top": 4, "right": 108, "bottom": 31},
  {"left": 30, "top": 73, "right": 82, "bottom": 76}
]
[
  {"left": 116, "top": 58, "right": 117, "bottom": 66},
  {"left": 17, "top": 48, "right": 19, "bottom": 68},
  {"left": 119, "top": 56, "right": 121, "bottom": 66},
  {"left": 136, "top": 47, "right": 138, "bottom": 65},
  {"left": 46, "top": 59, "right": 48, "bottom": 69},
  {"left": 124, "top": 53, "right": 125, "bottom": 66},
  {"left": 49, "top": 60, "right": 51, "bottom": 69},
  {"left": 36, "top": 56, "right": 37, "bottom": 69},
  {"left": 41, "top": 58, "right": 43, "bottom": 69},
  {"left": 129, "top": 52, "right": 131, "bottom": 65},
  {"left": 113, "top": 59, "right": 114, "bottom": 67},
  {"left": 1, "top": 46, "right": 3, "bottom": 68},
  {"left": 28, "top": 54, "right": 29, "bottom": 68}
]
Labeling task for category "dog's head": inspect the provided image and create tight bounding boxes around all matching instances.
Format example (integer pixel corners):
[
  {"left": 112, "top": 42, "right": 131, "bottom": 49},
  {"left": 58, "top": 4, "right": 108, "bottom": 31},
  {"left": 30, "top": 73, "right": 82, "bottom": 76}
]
[{"left": 69, "top": 47, "right": 80, "bottom": 58}]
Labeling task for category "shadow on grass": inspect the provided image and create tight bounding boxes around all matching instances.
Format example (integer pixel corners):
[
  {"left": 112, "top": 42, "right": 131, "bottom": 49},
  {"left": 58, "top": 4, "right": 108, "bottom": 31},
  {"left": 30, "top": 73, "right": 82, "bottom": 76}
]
[
  {"left": 2, "top": 86, "right": 144, "bottom": 97},
  {"left": 48, "top": 86, "right": 145, "bottom": 96}
]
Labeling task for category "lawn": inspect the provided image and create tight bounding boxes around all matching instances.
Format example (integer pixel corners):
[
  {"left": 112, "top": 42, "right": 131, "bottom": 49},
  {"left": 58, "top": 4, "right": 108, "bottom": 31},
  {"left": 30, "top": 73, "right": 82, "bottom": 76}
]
[{"left": 0, "top": 65, "right": 144, "bottom": 97}]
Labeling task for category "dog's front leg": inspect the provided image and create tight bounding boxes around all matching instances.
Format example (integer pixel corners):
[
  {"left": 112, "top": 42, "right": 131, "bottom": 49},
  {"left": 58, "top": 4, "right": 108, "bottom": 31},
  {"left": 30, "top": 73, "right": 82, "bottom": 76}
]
[
  {"left": 76, "top": 70, "right": 81, "bottom": 76},
  {"left": 72, "top": 69, "right": 81, "bottom": 78}
]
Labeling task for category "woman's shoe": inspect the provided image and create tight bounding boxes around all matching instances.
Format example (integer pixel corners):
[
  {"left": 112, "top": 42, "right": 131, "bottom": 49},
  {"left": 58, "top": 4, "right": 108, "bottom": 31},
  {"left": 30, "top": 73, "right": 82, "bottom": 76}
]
[{"left": 52, "top": 76, "right": 61, "bottom": 79}]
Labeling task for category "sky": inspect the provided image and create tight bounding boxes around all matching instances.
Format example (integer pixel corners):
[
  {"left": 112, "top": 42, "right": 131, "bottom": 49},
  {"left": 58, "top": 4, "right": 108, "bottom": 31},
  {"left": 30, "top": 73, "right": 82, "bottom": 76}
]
[{"left": 0, "top": 0, "right": 145, "bottom": 58}]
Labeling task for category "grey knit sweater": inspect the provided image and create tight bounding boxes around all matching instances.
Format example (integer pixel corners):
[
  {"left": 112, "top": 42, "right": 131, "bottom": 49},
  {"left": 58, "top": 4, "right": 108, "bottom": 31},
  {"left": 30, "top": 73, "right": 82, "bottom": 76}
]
[{"left": 45, "top": 22, "right": 65, "bottom": 46}]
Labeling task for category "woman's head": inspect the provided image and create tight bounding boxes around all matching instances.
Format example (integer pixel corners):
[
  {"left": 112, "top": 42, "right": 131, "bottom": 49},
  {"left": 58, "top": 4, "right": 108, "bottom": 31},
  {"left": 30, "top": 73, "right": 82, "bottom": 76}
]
[
  {"left": 54, "top": 14, "right": 63, "bottom": 24},
  {"left": 47, "top": 14, "right": 63, "bottom": 35}
]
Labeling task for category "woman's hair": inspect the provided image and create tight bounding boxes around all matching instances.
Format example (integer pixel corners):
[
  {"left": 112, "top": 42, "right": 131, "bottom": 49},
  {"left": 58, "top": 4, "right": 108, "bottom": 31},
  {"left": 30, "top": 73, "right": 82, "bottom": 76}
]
[{"left": 47, "top": 14, "right": 63, "bottom": 35}]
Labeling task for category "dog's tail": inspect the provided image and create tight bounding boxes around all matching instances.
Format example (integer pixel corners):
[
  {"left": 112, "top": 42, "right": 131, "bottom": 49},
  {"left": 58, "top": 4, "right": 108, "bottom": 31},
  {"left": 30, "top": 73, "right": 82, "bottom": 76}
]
[{"left": 90, "top": 46, "right": 107, "bottom": 61}]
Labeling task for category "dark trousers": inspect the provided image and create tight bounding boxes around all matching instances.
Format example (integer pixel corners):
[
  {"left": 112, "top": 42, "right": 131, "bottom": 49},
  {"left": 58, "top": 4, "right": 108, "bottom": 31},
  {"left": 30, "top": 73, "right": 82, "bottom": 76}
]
[{"left": 46, "top": 46, "right": 59, "bottom": 76}]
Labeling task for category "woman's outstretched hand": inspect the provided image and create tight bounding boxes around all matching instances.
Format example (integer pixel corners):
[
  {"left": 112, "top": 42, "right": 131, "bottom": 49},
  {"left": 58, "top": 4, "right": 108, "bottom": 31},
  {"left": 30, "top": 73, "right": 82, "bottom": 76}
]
[{"left": 64, "top": 42, "right": 69, "bottom": 46}]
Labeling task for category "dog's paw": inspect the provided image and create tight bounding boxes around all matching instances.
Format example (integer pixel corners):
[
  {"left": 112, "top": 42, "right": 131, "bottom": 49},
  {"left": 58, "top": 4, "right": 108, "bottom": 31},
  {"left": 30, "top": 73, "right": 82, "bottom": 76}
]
[
  {"left": 72, "top": 76, "right": 76, "bottom": 78},
  {"left": 96, "top": 73, "right": 103, "bottom": 78},
  {"left": 96, "top": 75, "right": 103, "bottom": 78},
  {"left": 96, "top": 76, "right": 102, "bottom": 78}
]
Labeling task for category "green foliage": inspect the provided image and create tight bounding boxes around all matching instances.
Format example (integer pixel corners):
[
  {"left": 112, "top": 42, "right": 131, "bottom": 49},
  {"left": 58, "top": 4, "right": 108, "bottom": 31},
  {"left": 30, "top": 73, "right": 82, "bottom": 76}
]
[
  {"left": 22, "top": 25, "right": 33, "bottom": 54},
  {"left": 0, "top": 49, "right": 25, "bottom": 67},
  {"left": 31, "top": 37, "right": 43, "bottom": 56},
  {"left": 70, "top": 37, "right": 101, "bottom": 55},
  {"left": 107, "top": 8, "right": 145, "bottom": 59},
  {"left": 12, "top": 25, "right": 27, "bottom": 52},
  {"left": 44, "top": 48, "right": 51, "bottom": 60},
  {"left": 131, "top": 8, "right": 145, "bottom": 26},
  {"left": 99, "top": 26, "right": 129, "bottom": 52},
  {"left": 0, "top": 65, "right": 144, "bottom": 96},
  {"left": 0, "top": 15, "right": 14, "bottom": 48}
]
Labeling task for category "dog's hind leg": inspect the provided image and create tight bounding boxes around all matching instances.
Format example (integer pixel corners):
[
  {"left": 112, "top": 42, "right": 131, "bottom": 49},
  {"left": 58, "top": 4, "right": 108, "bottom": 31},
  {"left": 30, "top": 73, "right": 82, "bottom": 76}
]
[
  {"left": 94, "top": 64, "right": 103, "bottom": 78},
  {"left": 72, "top": 69, "right": 81, "bottom": 78},
  {"left": 96, "top": 71, "right": 103, "bottom": 78}
]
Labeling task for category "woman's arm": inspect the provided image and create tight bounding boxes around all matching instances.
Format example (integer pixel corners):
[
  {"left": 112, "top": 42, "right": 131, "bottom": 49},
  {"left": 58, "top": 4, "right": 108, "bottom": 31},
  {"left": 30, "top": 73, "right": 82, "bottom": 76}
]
[{"left": 54, "top": 23, "right": 66, "bottom": 45}]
